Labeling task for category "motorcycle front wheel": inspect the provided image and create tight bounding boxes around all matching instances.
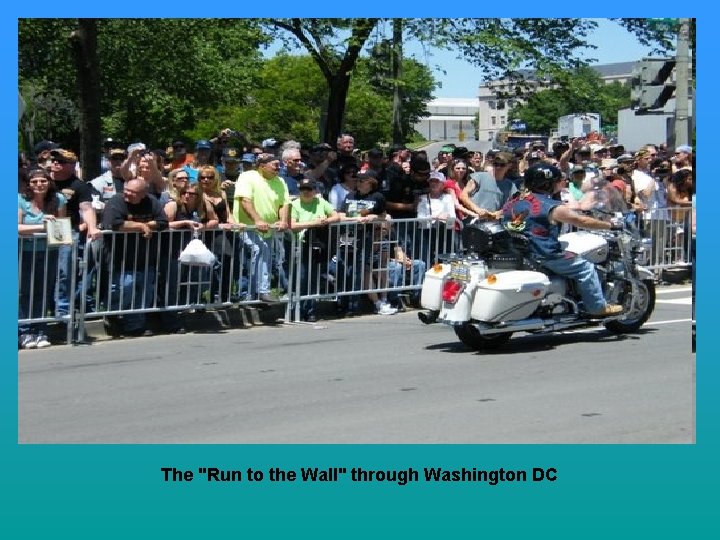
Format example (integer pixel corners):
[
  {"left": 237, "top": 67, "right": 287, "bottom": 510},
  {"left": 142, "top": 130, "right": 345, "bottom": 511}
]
[
  {"left": 604, "top": 279, "right": 656, "bottom": 334},
  {"left": 454, "top": 323, "right": 513, "bottom": 350}
]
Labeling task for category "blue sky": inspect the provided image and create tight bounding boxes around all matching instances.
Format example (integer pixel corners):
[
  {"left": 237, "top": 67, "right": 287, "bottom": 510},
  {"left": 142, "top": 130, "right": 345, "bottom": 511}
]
[
  {"left": 266, "top": 18, "right": 662, "bottom": 99},
  {"left": 419, "top": 19, "right": 660, "bottom": 97}
]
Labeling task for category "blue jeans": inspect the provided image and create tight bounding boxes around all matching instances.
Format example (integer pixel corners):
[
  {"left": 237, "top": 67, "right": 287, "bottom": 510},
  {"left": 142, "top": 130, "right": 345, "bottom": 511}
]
[
  {"left": 109, "top": 268, "right": 156, "bottom": 332},
  {"left": 387, "top": 259, "right": 426, "bottom": 305},
  {"left": 541, "top": 254, "right": 606, "bottom": 314},
  {"left": 246, "top": 230, "right": 271, "bottom": 296},
  {"left": 18, "top": 249, "right": 58, "bottom": 335},
  {"left": 55, "top": 232, "right": 78, "bottom": 316},
  {"left": 274, "top": 233, "right": 289, "bottom": 292}
]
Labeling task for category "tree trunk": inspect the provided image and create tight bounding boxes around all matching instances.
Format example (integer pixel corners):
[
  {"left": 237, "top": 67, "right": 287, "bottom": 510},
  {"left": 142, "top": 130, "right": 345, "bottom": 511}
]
[
  {"left": 323, "top": 73, "right": 351, "bottom": 146},
  {"left": 70, "top": 19, "right": 101, "bottom": 181}
]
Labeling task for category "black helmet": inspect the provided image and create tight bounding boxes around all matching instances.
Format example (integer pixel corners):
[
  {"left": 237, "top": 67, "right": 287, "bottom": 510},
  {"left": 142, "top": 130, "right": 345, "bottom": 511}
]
[{"left": 524, "top": 164, "right": 562, "bottom": 193}]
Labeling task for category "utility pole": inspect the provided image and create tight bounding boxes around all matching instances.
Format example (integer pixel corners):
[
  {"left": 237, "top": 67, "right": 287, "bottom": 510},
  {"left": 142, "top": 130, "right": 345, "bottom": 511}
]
[
  {"left": 674, "top": 18, "right": 691, "bottom": 147},
  {"left": 391, "top": 19, "right": 404, "bottom": 145}
]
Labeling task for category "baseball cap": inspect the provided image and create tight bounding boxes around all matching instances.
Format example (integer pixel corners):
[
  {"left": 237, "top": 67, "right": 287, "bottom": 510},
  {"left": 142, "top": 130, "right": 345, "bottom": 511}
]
[
  {"left": 368, "top": 148, "right": 384, "bottom": 158},
  {"left": 675, "top": 145, "right": 692, "bottom": 154},
  {"left": 195, "top": 140, "right": 212, "bottom": 150},
  {"left": 429, "top": 171, "right": 446, "bottom": 184},
  {"left": 452, "top": 146, "right": 469, "bottom": 159},
  {"left": 493, "top": 153, "right": 511, "bottom": 166},
  {"left": 241, "top": 153, "right": 256, "bottom": 163},
  {"left": 570, "top": 165, "right": 585, "bottom": 174},
  {"left": 298, "top": 177, "right": 316, "bottom": 190},
  {"left": 222, "top": 148, "right": 240, "bottom": 161},
  {"left": 409, "top": 156, "right": 431, "bottom": 173},
  {"left": 255, "top": 153, "right": 279, "bottom": 165},
  {"left": 50, "top": 148, "right": 78, "bottom": 163},
  {"left": 34, "top": 140, "right": 59, "bottom": 154},
  {"left": 311, "top": 143, "right": 332, "bottom": 153}
]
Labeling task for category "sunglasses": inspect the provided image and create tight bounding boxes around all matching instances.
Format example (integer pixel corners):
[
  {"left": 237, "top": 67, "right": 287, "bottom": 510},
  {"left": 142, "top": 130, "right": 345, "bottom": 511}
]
[
  {"left": 175, "top": 176, "right": 189, "bottom": 181},
  {"left": 299, "top": 187, "right": 314, "bottom": 192},
  {"left": 51, "top": 158, "right": 70, "bottom": 164}
]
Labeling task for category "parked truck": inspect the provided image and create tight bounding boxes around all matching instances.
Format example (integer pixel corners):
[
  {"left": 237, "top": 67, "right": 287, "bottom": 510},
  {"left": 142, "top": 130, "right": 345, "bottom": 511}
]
[{"left": 557, "top": 113, "right": 601, "bottom": 139}]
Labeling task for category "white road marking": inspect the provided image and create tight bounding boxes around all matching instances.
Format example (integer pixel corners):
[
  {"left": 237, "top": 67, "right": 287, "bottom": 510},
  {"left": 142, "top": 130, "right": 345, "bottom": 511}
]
[
  {"left": 656, "top": 298, "right": 692, "bottom": 305},
  {"left": 645, "top": 318, "right": 692, "bottom": 326},
  {"left": 562, "top": 318, "right": 691, "bottom": 334},
  {"left": 656, "top": 287, "right": 692, "bottom": 294}
]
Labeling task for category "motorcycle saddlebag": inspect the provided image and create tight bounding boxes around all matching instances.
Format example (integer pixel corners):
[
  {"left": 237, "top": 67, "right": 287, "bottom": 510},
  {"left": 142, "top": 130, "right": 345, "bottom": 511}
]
[{"left": 471, "top": 270, "right": 550, "bottom": 322}]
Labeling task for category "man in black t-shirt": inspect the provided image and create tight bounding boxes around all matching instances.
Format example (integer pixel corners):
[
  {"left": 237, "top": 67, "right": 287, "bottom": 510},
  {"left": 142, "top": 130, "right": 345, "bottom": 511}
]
[
  {"left": 49, "top": 148, "right": 101, "bottom": 316},
  {"left": 101, "top": 178, "right": 168, "bottom": 336}
]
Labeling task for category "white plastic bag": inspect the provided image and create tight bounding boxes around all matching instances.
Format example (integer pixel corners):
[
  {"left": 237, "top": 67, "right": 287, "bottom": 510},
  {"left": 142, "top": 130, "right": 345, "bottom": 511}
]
[{"left": 178, "top": 238, "right": 216, "bottom": 267}]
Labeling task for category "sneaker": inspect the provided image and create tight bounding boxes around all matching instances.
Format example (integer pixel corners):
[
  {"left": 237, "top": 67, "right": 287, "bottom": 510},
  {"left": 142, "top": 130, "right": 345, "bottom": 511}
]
[
  {"left": 34, "top": 334, "right": 51, "bottom": 348},
  {"left": 376, "top": 302, "right": 398, "bottom": 316},
  {"left": 19, "top": 334, "right": 37, "bottom": 349}
]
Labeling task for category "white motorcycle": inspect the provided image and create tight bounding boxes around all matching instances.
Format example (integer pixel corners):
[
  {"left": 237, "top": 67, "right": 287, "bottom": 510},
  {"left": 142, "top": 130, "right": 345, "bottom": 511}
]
[{"left": 418, "top": 217, "right": 656, "bottom": 350}]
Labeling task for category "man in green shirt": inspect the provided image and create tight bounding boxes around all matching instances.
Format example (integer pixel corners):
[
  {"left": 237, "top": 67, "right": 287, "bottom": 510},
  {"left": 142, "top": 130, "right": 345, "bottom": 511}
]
[
  {"left": 233, "top": 153, "right": 290, "bottom": 302},
  {"left": 290, "top": 177, "right": 340, "bottom": 321}
]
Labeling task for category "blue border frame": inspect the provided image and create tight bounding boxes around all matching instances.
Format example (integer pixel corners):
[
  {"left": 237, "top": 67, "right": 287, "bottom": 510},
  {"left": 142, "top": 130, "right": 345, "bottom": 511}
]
[{"left": 5, "top": 8, "right": 713, "bottom": 538}]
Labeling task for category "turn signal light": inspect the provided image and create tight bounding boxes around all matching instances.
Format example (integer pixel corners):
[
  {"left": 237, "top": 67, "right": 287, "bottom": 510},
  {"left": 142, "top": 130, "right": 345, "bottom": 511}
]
[
  {"left": 486, "top": 274, "right": 498, "bottom": 285},
  {"left": 442, "top": 279, "right": 464, "bottom": 303},
  {"left": 432, "top": 263, "right": 443, "bottom": 273}
]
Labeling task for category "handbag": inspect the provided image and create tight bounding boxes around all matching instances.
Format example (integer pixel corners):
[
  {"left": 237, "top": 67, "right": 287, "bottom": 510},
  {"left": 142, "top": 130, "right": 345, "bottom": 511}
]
[{"left": 178, "top": 233, "right": 216, "bottom": 267}]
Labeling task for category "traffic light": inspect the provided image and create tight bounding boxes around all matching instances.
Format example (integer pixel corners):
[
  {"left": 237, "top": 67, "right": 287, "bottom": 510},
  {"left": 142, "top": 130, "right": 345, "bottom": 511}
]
[{"left": 630, "top": 58, "right": 676, "bottom": 112}]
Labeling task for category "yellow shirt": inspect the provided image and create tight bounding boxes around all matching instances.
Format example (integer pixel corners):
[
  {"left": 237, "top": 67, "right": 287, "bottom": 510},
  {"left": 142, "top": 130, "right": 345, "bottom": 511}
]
[{"left": 233, "top": 170, "right": 290, "bottom": 234}]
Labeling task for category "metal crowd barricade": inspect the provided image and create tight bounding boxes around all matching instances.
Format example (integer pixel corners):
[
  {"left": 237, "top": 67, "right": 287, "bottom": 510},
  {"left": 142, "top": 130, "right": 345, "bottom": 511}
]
[
  {"left": 22, "top": 209, "right": 692, "bottom": 340},
  {"left": 17, "top": 233, "right": 77, "bottom": 344},
  {"left": 76, "top": 226, "right": 287, "bottom": 341},
  {"left": 640, "top": 205, "right": 693, "bottom": 274},
  {"left": 286, "top": 217, "right": 458, "bottom": 322}
]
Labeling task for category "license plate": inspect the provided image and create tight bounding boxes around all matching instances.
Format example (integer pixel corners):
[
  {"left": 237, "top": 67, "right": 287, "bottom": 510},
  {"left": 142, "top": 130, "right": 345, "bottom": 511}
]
[{"left": 450, "top": 262, "right": 470, "bottom": 282}]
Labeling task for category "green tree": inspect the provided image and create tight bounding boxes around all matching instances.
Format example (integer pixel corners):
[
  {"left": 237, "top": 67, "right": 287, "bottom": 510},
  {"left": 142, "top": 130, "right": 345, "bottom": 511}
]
[
  {"left": 19, "top": 19, "right": 268, "bottom": 154},
  {"left": 194, "top": 53, "right": 436, "bottom": 150},
  {"left": 507, "top": 66, "right": 631, "bottom": 134},
  {"left": 267, "top": 18, "right": 380, "bottom": 146}
]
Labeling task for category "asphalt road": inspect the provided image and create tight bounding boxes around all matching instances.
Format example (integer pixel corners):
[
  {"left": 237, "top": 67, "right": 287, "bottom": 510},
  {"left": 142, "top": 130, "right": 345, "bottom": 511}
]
[{"left": 18, "top": 286, "right": 693, "bottom": 444}]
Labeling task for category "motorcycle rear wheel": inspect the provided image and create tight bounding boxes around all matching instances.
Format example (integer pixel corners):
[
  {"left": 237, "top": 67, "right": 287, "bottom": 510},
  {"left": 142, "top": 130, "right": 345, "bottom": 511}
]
[
  {"left": 604, "top": 279, "right": 656, "bottom": 334},
  {"left": 454, "top": 323, "right": 513, "bottom": 350}
]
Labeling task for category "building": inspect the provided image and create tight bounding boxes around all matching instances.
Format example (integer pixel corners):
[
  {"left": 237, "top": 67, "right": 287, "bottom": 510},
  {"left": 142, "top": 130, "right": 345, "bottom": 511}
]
[
  {"left": 618, "top": 97, "right": 694, "bottom": 152},
  {"left": 476, "top": 62, "right": 636, "bottom": 142},
  {"left": 413, "top": 98, "right": 479, "bottom": 142}
]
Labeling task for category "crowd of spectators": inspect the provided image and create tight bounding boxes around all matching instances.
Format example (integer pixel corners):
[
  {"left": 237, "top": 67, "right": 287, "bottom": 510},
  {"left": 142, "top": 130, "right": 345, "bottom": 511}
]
[{"left": 18, "top": 130, "right": 695, "bottom": 347}]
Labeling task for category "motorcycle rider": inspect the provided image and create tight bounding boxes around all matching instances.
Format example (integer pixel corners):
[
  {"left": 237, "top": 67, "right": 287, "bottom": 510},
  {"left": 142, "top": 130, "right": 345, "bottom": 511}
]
[{"left": 501, "top": 164, "right": 623, "bottom": 317}]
